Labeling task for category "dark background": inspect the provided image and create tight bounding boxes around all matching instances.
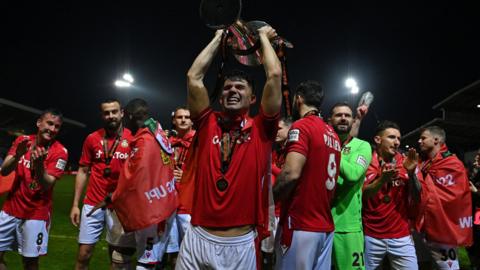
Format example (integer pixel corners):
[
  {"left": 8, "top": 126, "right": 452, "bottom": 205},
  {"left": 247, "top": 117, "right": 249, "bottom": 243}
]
[{"left": 2, "top": 1, "right": 479, "bottom": 163}]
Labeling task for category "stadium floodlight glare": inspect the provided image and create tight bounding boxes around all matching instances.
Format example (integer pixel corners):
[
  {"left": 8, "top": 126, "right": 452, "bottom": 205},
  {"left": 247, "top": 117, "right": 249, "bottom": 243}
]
[
  {"left": 345, "top": 78, "right": 357, "bottom": 88},
  {"left": 123, "top": 73, "right": 134, "bottom": 83},
  {"left": 477, "top": 104, "right": 480, "bottom": 108},
  {"left": 114, "top": 80, "right": 131, "bottom": 88},
  {"left": 350, "top": 85, "right": 359, "bottom": 94}
]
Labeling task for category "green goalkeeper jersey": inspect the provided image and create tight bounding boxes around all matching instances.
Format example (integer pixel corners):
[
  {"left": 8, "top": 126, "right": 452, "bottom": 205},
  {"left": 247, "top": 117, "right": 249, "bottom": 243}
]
[{"left": 331, "top": 137, "right": 372, "bottom": 232}]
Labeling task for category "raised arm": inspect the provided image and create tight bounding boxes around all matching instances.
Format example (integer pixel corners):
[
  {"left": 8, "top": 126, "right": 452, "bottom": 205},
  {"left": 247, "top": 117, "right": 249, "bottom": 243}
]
[
  {"left": 340, "top": 141, "right": 372, "bottom": 184},
  {"left": 403, "top": 148, "right": 422, "bottom": 203},
  {"left": 350, "top": 105, "right": 368, "bottom": 138},
  {"left": 258, "top": 26, "right": 282, "bottom": 116},
  {"left": 186, "top": 30, "right": 224, "bottom": 118}
]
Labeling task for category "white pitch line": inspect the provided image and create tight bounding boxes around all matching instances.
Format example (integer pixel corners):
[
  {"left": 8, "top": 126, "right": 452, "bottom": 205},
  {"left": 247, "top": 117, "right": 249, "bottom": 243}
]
[{"left": 49, "top": 234, "right": 77, "bottom": 240}]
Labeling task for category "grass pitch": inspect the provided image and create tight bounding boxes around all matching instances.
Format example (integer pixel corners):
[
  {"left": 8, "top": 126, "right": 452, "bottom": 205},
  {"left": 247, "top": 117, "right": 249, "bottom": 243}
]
[
  {"left": 0, "top": 175, "right": 110, "bottom": 270},
  {"left": 0, "top": 175, "right": 474, "bottom": 269}
]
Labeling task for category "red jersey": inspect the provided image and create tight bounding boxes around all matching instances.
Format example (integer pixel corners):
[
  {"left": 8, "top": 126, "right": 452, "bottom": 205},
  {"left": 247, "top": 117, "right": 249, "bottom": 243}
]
[
  {"left": 415, "top": 145, "right": 473, "bottom": 246},
  {"left": 79, "top": 128, "right": 133, "bottom": 206},
  {"left": 3, "top": 135, "right": 68, "bottom": 220},
  {"left": 169, "top": 130, "right": 195, "bottom": 214},
  {"left": 362, "top": 151, "right": 411, "bottom": 239},
  {"left": 272, "top": 148, "right": 285, "bottom": 217},
  {"left": 281, "top": 115, "right": 341, "bottom": 232},
  {"left": 189, "top": 107, "right": 278, "bottom": 229}
]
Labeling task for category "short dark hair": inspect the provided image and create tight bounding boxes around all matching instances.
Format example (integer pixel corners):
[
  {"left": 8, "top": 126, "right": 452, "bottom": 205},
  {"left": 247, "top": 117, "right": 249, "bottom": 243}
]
[
  {"left": 375, "top": 120, "right": 400, "bottom": 136},
  {"left": 172, "top": 105, "right": 189, "bottom": 119},
  {"left": 294, "top": 80, "right": 324, "bottom": 110},
  {"left": 100, "top": 98, "right": 121, "bottom": 110},
  {"left": 329, "top": 101, "right": 353, "bottom": 116},
  {"left": 421, "top": 126, "right": 446, "bottom": 143},
  {"left": 39, "top": 108, "right": 63, "bottom": 122},
  {"left": 280, "top": 116, "right": 293, "bottom": 127},
  {"left": 125, "top": 98, "right": 149, "bottom": 119},
  {"left": 222, "top": 69, "right": 256, "bottom": 95}
]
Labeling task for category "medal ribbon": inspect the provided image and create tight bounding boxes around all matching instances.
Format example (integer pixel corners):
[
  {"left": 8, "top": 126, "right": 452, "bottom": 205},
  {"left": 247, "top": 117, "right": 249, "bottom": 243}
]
[
  {"left": 103, "top": 130, "right": 122, "bottom": 167},
  {"left": 217, "top": 116, "right": 247, "bottom": 174},
  {"left": 174, "top": 146, "right": 188, "bottom": 168}
]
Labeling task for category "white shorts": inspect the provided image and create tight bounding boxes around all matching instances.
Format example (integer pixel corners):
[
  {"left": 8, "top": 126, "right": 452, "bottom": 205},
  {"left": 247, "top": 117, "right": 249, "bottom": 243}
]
[
  {"left": 275, "top": 229, "right": 334, "bottom": 270},
  {"left": 426, "top": 241, "right": 459, "bottom": 270},
  {"left": 0, "top": 211, "right": 49, "bottom": 257},
  {"left": 129, "top": 212, "right": 176, "bottom": 265},
  {"left": 176, "top": 225, "right": 257, "bottom": 270},
  {"left": 78, "top": 204, "right": 136, "bottom": 248},
  {"left": 364, "top": 235, "right": 418, "bottom": 270},
  {"left": 105, "top": 209, "right": 136, "bottom": 248},
  {"left": 166, "top": 213, "right": 191, "bottom": 253}
]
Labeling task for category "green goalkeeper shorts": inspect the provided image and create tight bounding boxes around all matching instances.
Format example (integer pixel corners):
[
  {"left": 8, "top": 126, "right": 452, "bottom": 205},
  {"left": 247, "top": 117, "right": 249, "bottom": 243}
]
[{"left": 333, "top": 231, "right": 365, "bottom": 270}]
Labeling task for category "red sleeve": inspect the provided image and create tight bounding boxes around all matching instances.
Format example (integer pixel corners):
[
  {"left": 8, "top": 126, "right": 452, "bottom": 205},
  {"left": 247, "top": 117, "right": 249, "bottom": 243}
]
[
  {"left": 79, "top": 135, "right": 94, "bottom": 167},
  {"left": 192, "top": 107, "right": 213, "bottom": 131},
  {"left": 45, "top": 145, "right": 69, "bottom": 179},
  {"left": 364, "top": 166, "right": 379, "bottom": 185},
  {"left": 285, "top": 121, "right": 308, "bottom": 157},
  {"left": 255, "top": 107, "right": 280, "bottom": 141}
]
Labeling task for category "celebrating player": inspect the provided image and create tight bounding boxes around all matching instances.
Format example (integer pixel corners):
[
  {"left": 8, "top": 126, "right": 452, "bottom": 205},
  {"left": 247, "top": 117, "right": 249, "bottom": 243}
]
[
  {"left": 0, "top": 109, "right": 68, "bottom": 270},
  {"left": 176, "top": 25, "right": 282, "bottom": 269}
]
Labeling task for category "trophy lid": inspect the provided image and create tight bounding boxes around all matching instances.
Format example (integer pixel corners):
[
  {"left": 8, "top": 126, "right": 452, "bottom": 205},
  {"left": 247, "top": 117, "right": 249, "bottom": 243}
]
[{"left": 200, "top": 0, "right": 242, "bottom": 29}]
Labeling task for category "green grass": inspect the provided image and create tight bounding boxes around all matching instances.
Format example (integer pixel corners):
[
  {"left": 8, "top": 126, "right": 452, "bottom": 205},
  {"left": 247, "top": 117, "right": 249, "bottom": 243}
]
[
  {"left": 0, "top": 175, "right": 475, "bottom": 270},
  {"left": 0, "top": 175, "right": 110, "bottom": 270}
]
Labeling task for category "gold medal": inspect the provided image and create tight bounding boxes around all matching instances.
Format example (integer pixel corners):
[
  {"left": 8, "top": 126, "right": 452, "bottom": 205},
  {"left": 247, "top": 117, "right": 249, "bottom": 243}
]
[
  {"left": 103, "top": 167, "right": 112, "bottom": 177},
  {"left": 216, "top": 178, "right": 228, "bottom": 191},
  {"left": 383, "top": 195, "right": 391, "bottom": 203}
]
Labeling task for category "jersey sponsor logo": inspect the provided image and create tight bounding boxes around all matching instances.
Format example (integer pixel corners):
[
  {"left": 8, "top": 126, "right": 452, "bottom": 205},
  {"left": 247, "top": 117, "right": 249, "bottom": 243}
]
[
  {"left": 94, "top": 150, "right": 129, "bottom": 160},
  {"left": 356, "top": 155, "right": 368, "bottom": 168},
  {"left": 112, "top": 152, "right": 129, "bottom": 160},
  {"left": 288, "top": 129, "right": 300, "bottom": 142},
  {"left": 20, "top": 156, "right": 31, "bottom": 168},
  {"left": 391, "top": 179, "right": 405, "bottom": 187},
  {"left": 56, "top": 159, "right": 67, "bottom": 170},
  {"left": 144, "top": 177, "right": 176, "bottom": 203}
]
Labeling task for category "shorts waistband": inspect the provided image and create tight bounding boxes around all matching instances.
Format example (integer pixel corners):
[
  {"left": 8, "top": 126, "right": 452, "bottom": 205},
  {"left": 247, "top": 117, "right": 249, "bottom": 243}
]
[{"left": 192, "top": 226, "right": 255, "bottom": 245}]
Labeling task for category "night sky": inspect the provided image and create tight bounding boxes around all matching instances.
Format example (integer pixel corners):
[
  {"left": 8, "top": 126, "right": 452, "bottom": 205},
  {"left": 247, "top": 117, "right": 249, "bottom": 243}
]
[{"left": 2, "top": 2, "right": 479, "bottom": 162}]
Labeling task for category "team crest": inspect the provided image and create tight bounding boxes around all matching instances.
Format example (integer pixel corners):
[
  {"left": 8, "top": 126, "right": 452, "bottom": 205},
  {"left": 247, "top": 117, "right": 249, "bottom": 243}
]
[
  {"left": 121, "top": 139, "right": 129, "bottom": 148},
  {"left": 161, "top": 151, "right": 171, "bottom": 165},
  {"left": 342, "top": 146, "right": 351, "bottom": 154}
]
